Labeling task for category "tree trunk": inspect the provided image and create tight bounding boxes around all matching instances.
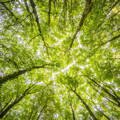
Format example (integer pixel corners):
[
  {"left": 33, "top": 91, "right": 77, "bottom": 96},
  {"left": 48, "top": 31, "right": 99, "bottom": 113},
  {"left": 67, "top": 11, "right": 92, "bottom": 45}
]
[
  {"left": 0, "top": 65, "right": 48, "bottom": 86},
  {"left": 0, "top": 86, "right": 31, "bottom": 118},
  {"left": 71, "top": 89, "right": 98, "bottom": 120}
]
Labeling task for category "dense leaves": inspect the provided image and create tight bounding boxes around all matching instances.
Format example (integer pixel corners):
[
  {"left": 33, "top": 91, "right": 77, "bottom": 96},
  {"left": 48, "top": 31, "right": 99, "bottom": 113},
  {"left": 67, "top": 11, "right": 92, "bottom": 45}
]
[{"left": 0, "top": 0, "right": 120, "bottom": 119}]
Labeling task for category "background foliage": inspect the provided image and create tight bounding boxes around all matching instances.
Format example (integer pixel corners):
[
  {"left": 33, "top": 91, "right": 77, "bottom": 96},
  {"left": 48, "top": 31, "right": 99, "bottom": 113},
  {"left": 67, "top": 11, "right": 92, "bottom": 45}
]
[{"left": 0, "top": 0, "right": 120, "bottom": 120}]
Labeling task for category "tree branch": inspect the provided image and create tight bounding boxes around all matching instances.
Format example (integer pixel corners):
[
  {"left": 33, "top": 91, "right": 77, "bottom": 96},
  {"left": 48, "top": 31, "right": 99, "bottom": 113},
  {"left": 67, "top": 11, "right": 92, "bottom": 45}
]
[
  {"left": 0, "top": 98, "right": 13, "bottom": 113},
  {"left": 84, "top": 74, "right": 120, "bottom": 107},
  {"left": 91, "top": 100, "right": 110, "bottom": 120},
  {"left": 0, "top": 64, "right": 51, "bottom": 86},
  {"left": 69, "top": 0, "right": 93, "bottom": 49},
  {"left": 48, "top": 0, "right": 52, "bottom": 27},
  {"left": 96, "top": 0, "right": 120, "bottom": 31},
  {"left": 98, "top": 34, "right": 120, "bottom": 48},
  {"left": 71, "top": 89, "right": 98, "bottom": 120},
  {"left": 29, "top": 0, "right": 48, "bottom": 52},
  {"left": 70, "top": 103, "right": 76, "bottom": 120},
  {"left": 0, "top": 0, "right": 15, "bottom": 4},
  {"left": 37, "top": 101, "right": 47, "bottom": 120},
  {"left": 89, "top": 34, "right": 120, "bottom": 57},
  {"left": 0, "top": 85, "right": 33, "bottom": 118},
  {"left": 1, "top": 2, "right": 24, "bottom": 28},
  {"left": 1, "top": 2, "right": 17, "bottom": 18},
  {"left": 24, "top": 0, "right": 31, "bottom": 14}
]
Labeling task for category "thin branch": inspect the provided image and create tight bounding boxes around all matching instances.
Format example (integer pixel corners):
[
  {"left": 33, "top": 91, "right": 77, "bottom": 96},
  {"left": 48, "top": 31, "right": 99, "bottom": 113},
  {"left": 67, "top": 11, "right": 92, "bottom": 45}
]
[
  {"left": 96, "top": 0, "right": 120, "bottom": 31},
  {"left": 29, "top": 0, "right": 48, "bottom": 53},
  {"left": 28, "top": 34, "right": 40, "bottom": 43},
  {"left": 70, "top": 103, "right": 76, "bottom": 120},
  {"left": 91, "top": 100, "right": 110, "bottom": 120},
  {"left": 88, "top": 81, "right": 119, "bottom": 107},
  {"left": 37, "top": 101, "right": 47, "bottom": 120},
  {"left": 48, "top": 0, "right": 52, "bottom": 27},
  {"left": 24, "top": 0, "right": 31, "bottom": 14},
  {"left": 28, "top": 104, "right": 35, "bottom": 120},
  {"left": 3, "top": 13, "right": 31, "bottom": 31},
  {"left": 0, "top": 0, "right": 15, "bottom": 4},
  {"left": 98, "top": 34, "right": 120, "bottom": 48},
  {"left": 69, "top": 0, "right": 93, "bottom": 49},
  {"left": 1, "top": 2, "right": 17, "bottom": 18},
  {"left": 84, "top": 74, "right": 120, "bottom": 107},
  {"left": 1, "top": 2, "right": 25, "bottom": 29},
  {"left": 70, "top": 89, "right": 98, "bottom": 120},
  {"left": 87, "top": 80, "right": 119, "bottom": 107},
  {"left": 0, "top": 85, "right": 33, "bottom": 118},
  {"left": 89, "top": 34, "right": 120, "bottom": 57}
]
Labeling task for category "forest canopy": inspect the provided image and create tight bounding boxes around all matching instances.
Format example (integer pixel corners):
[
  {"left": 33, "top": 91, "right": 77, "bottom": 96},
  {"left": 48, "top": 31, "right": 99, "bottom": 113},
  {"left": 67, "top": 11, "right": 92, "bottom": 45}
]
[{"left": 0, "top": 0, "right": 120, "bottom": 120}]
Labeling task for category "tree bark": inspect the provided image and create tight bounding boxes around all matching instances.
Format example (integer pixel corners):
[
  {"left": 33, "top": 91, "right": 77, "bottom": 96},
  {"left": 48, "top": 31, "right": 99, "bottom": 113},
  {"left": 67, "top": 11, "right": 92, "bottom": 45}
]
[
  {"left": 48, "top": 0, "right": 52, "bottom": 27},
  {"left": 69, "top": 0, "right": 93, "bottom": 49},
  {"left": 0, "top": 86, "right": 32, "bottom": 118},
  {"left": 71, "top": 89, "right": 98, "bottom": 120},
  {"left": 70, "top": 104, "right": 76, "bottom": 120},
  {"left": 0, "top": 65, "right": 48, "bottom": 86},
  {"left": 86, "top": 75, "right": 120, "bottom": 107}
]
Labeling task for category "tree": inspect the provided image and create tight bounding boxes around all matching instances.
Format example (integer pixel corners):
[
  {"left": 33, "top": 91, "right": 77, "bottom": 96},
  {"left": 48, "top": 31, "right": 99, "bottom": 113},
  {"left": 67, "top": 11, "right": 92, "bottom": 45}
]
[{"left": 0, "top": 0, "right": 120, "bottom": 119}]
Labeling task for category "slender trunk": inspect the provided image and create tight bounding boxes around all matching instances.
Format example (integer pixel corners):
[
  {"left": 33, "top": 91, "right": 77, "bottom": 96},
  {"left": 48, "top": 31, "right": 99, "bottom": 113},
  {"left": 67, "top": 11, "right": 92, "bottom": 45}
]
[
  {"left": 70, "top": 104, "right": 76, "bottom": 120},
  {"left": 37, "top": 101, "right": 47, "bottom": 120},
  {"left": 86, "top": 76, "right": 120, "bottom": 107},
  {"left": 71, "top": 89, "right": 98, "bottom": 120},
  {"left": 48, "top": 0, "right": 52, "bottom": 27},
  {"left": 69, "top": 0, "right": 92, "bottom": 49},
  {"left": 0, "top": 98, "right": 12, "bottom": 113},
  {"left": 99, "top": 110, "right": 110, "bottom": 120},
  {"left": 88, "top": 81, "right": 119, "bottom": 107},
  {"left": 91, "top": 100, "right": 110, "bottom": 120},
  {"left": 0, "top": 86, "right": 31, "bottom": 118},
  {"left": 0, "top": 98, "right": 23, "bottom": 118},
  {"left": 29, "top": 0, "right": 49, "bottom": 54}
]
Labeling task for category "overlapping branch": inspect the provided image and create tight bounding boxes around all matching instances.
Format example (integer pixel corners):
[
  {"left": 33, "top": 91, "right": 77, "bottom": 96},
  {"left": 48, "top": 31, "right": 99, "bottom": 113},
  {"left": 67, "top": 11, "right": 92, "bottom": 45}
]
[
  {"left": 0, "top": 85, "right": 34, "bottom": 118},
  {"left": 84, "top": 75, "right": 120, "bottom": 107}
]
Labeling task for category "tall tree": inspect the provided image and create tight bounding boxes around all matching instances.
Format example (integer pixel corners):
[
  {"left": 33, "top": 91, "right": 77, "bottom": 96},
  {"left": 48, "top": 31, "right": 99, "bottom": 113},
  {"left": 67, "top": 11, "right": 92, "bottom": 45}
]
[{"left": 0, "top": 0, "right": 120, "bottom": 119}]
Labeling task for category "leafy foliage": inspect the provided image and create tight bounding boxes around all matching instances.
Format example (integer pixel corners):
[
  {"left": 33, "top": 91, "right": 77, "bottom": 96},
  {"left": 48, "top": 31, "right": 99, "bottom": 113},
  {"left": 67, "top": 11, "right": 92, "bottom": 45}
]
[{"left": 0, "top": 0, "right": 120, "bottom": 120}]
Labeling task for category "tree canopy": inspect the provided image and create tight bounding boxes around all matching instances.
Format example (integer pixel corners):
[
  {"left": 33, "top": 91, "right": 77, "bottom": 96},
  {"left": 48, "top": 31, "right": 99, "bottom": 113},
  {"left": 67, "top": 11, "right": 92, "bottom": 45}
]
[{"left": 0, "top": 0, "right": 120, "bottom": 119}]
